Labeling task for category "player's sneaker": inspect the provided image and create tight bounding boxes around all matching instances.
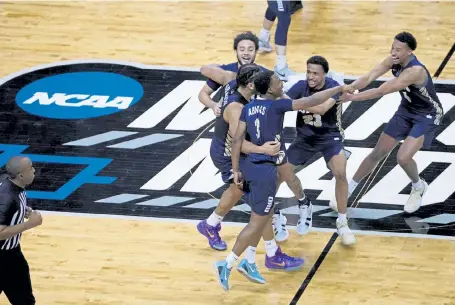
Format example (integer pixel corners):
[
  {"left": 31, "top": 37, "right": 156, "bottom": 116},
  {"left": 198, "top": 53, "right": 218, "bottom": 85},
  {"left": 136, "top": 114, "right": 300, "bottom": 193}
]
[
  {"left": 197, "top": 220, "right": 227, "bottom": 251},
  {"left": 336, "top": 218, "right": 356, "bottom": 246},
  {"left": 297, "top": 199, "right": 313, "bottom": 235},
  {"left": 404, "top": 179, "right": 428, "bottom": 213},
  {"left": 272, "top": 210, "right": 289, "bottom": 242},
  {"left": 274, "top": 64, "right": 296, "bottom": 81},
  {"left": 265, "top": 247, "right": 304, "bottom": 271},
  {"left": 214, "top": 260, "right": 231, "bottom": 291},
  {"left": 259, "top": 39, "right": 273, "bottom": 53},
  {"left": 236, "top": 259, "right": 266, "bottom": 284}
]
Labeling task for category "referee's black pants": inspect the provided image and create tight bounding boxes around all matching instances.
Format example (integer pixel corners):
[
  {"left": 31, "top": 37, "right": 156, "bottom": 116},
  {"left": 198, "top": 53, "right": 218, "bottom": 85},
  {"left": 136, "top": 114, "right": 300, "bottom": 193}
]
[{"left": 0, "top": 246, "right": 35, "bottom": 305}]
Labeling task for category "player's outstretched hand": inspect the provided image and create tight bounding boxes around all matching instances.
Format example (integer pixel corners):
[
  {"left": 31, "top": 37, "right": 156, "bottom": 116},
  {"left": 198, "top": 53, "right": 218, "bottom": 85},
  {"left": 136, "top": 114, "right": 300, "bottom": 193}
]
[{"left": 341, "top": 84, "right": 356, "bottom": 94}]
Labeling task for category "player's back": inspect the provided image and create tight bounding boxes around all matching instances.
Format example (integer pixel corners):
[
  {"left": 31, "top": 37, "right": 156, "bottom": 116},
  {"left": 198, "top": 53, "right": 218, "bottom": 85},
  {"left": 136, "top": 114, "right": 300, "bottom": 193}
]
[
  {"left": 240, "top": 97, "right": 293, "bottom": 164},
  {"left": 392, "top": 55, "right": 443, "bottom": 123}
]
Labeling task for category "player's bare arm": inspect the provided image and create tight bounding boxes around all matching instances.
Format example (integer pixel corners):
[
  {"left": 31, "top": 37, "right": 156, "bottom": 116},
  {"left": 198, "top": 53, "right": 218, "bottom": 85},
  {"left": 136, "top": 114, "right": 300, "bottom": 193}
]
[
  {"left": 231, "top": 120, "right": 247, "bottom": 187},
  {"left": 200, "top": 64, "right": 237, "bottom": 86},
  {"left": 283, "top": 93, "right": 336, "bottom": 115},
  {"left": 349, "top": 55, "right": 394, "bottom": 91},
  {"left": 292, "top": 85, "right": 347, "bottom": 111},
  {"left": 226, "top": 103, "right": 279, "bottom": 156},
  {"left": 342, "top": 65, "right": 425, "bottom": 102},
  {"left": 302, "top": 98, "right": 337, "bottom": 115},
  {"left": 198, "top": 84, "right": 220, "bottom": 115}
]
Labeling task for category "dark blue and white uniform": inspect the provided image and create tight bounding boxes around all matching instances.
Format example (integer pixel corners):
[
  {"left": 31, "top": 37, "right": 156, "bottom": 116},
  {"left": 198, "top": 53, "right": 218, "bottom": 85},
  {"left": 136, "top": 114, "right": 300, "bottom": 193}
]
[
  {"left": 383, "top": 55, "right": 443, "bottom": 149},
  {"left": 207, "top": 62, "right": 239, "bottom": 103},
  {"left": 210, "top": 90, "right": 249, "bottom": 183},
  {"left": 286, "top": 77, "right": 344, "bottom": 165},
  {"left": 239, "top": 98, "right": 293, "bottom": 215},
  {"left": 206, "top": 63, "right": 270, "bottom": 103}
]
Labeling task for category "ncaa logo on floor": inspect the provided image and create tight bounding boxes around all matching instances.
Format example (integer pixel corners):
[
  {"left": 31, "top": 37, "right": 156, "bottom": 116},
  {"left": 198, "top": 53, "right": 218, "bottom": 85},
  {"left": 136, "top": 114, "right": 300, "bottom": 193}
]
[{"left": 15, "top": 71, "right": 144, "bottom": 119}]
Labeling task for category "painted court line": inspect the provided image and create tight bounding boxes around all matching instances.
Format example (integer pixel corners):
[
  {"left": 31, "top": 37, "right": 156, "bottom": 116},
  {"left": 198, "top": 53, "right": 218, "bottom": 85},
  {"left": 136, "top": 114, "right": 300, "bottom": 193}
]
[{"left": 40, "top": 210, "right": 455, "bottom": 241}]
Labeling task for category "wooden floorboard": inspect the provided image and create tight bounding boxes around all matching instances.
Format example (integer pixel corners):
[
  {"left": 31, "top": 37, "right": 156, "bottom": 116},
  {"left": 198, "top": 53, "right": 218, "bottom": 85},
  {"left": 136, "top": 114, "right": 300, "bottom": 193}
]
[{"left": 0, "top": 1, "right": 453, "bottom": 78}]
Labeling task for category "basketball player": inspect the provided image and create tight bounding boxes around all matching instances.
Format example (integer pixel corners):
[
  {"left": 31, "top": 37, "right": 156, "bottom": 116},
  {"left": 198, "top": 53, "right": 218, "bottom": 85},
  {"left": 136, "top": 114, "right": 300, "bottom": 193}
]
[
  {"left": 198, "top": 31, "right": 261, "bottom": 117},
  {"left": 198, "top": 64, "right": 308, "bottom": 248},
  {"left": 340, "top": 32, "right": 443, "bottom": 214},
  {"left": 284, "top": 55, "right": 356, "bottom": 245},
  {"left": 0, "top": 156, "right": 42, "bottom": 305},
  {"left": 214, "top": 71, "right": 350, "bottom": 291},
  {"left": 258, "top": 0, "right": 295, "bottom": 80}
]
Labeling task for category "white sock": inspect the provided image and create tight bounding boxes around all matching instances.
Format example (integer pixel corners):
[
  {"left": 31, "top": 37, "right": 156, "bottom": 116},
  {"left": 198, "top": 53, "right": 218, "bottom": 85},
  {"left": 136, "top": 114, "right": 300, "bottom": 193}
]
[
  {"left": 412, "top": 178, "right": 424, "bottom": 190},
  {"left": 276, "top": 55, "right": 287, "bottom": 70},
  {"left": 264, "top": 239, "right": 278, "bottom": 257},
  {"left": 225, "top": 252, "right": 239, "bottom": 269},
  {"left": 337, "top": 213, "right": 347, "bottom": 223},
  {"left": 245, "top": 246, "right": 256, "bottom": 264},
  {"left": 206, "top": 212, "right": 223, "bottom": 227},
  {"left": 348, "top": 180, "right": 359, "bottom": 196},
  {"left": 259, "top": 28, "right": 270, "bottom": 42}
]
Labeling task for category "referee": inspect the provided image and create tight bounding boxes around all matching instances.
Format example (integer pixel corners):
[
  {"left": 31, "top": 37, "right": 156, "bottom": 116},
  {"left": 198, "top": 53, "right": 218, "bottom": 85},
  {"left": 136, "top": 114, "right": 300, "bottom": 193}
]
[{"left": 0, "top": 156, "right": 42, "bottom": 305}]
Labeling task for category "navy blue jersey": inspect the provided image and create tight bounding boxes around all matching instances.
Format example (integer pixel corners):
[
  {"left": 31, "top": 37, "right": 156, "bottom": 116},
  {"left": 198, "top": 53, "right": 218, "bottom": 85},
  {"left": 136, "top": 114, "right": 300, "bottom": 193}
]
[
  {"left": 212, "top": 91, "right": 249, "bottom": 157},
  {"left": 207, "top": 64, "right": 271, "bottom": 103},
  {"left": 206, "top": 62, "right": 239, "bottom": 91},
  {"left": 287, "top": 77, "right": 342, "bottom": 137},
  {"left": 392, "top": 55, "right": 443, "bottom": 123},
  {"left": 240, "top": 98, "right": 293, "bottom": 164}
]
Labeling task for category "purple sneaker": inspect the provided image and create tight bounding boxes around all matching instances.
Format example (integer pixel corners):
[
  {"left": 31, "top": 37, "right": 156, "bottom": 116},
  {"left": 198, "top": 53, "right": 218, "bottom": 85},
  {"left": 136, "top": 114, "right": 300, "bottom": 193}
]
[
  {"left": 197, "top": 220, "right": 227, "bottom": 251},
  {"left": 265, "top": 247, "right": 304, "bottom": 271}
]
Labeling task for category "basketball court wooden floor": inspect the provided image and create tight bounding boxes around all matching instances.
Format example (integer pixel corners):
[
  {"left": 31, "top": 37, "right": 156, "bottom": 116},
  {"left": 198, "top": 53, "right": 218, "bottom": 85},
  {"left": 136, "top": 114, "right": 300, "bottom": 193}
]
[{"left": 1, "top": 1, "right": 455, "bottom": 304}]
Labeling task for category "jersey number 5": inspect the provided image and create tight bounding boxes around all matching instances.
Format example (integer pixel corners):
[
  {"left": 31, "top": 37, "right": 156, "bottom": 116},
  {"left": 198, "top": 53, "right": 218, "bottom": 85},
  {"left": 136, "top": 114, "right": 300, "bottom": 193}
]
[
  {"left": 302, "top": 114, "right": 322, "bottom": 127},
  {"left": 254, "top": 118, "right": 260, "bottom": 139}
]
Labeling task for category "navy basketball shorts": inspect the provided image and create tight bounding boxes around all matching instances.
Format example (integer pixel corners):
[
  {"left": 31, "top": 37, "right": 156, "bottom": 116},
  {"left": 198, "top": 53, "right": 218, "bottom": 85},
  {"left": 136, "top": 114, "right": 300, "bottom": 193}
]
[
  {"left": 267, "top": 0, "right": 292, "bottom": 14},
  {"left": 210, "top": 144, "right": 247, "bottom": 184},
  {"left": 287, "top": 134, "right": 345, "bottom": 166},
  {"left": 241, "top": 159, "right": 277, "bottom": 216},
  {"left": 383, "top": 110, "right": 439, "bottom": 149}
]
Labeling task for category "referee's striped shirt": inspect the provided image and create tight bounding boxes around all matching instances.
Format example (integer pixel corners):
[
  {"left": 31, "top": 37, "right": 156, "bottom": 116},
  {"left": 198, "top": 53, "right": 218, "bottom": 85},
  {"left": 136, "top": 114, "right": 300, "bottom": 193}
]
[{"left": 0, "top": 175, "right": 28, "bottom": 251}]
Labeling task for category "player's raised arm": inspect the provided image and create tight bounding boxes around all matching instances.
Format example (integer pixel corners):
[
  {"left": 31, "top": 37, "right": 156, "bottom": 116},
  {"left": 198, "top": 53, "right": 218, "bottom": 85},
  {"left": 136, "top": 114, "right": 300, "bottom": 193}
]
[
  {"left": 200, "top": 64, "right": 237, "bottom": 86},
  {"left": 292, "top": 85, "right": 347, "bottom": 111},
  {"left": 349, "top": 55, "right": 393, "bottom": 91},
  {"left": 342, "top": 65, "right": 425, "bottom": 103}
]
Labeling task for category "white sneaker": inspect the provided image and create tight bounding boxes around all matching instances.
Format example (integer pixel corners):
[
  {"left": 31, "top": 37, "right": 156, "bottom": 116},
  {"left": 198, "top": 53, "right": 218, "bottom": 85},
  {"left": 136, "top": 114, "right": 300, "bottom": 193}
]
[
  {"left": 274, "top": 64, "right": 296, "bottom": 81},
  {"left": 336, "top": 218, "right": 356, "bottom": 246},
  {"left": 272, "top": 210, "right": 289, "bottom": 242},
  {"left": 297, "top": 202, "right": 313, "bottom": 235},
  {"left": 404, "top": 179, "right": 428, "bottom": 214},
  {"left": 258, "top": 39, "right": 273, "bottom": 53}
]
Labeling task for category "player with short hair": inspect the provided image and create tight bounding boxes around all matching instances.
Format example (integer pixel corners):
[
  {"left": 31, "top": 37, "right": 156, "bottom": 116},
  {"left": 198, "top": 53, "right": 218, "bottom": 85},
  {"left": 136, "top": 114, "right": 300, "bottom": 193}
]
[
  {"left": 213, "top": 70, "right": 350, "bottom": 291},
  {"left": 340, "top": 32, "right": 443, "bottom": 214},
  {"left": 284, "top": 55, "right": 356, "bottom": 245},
  {"left": 198, "top": 31, "right": 260, "bottom": 117}
]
